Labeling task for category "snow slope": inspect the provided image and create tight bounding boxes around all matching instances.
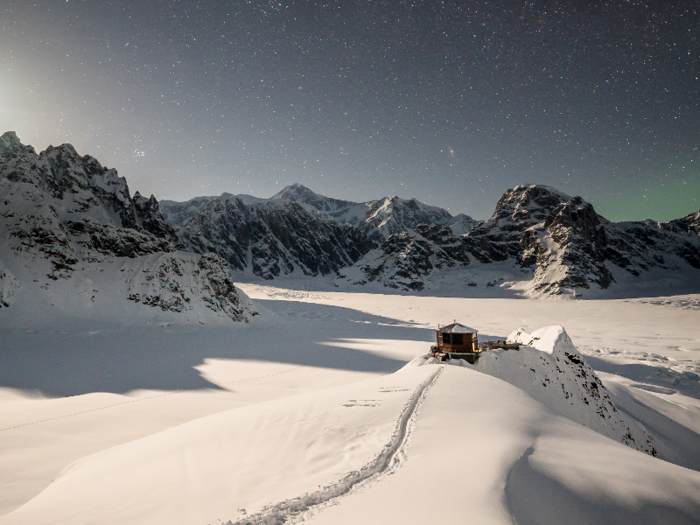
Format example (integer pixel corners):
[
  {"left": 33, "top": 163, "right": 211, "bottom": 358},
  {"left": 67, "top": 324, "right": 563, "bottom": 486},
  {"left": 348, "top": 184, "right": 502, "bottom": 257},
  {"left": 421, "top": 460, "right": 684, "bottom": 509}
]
[
  {"left": 1, "top": 287, "right": 700, "bottom": 524},
  {"left": 0, "top": 366, "right": 439, "bottom": 525},
  {"left": 472, "top": 325, "right": 655, "bottom": 454},
  {"left": 3, "top": 361, "right": 698, "bottom": 525},
  {"left": 307, "top": 366, "right": 700, "bottom": 525}
]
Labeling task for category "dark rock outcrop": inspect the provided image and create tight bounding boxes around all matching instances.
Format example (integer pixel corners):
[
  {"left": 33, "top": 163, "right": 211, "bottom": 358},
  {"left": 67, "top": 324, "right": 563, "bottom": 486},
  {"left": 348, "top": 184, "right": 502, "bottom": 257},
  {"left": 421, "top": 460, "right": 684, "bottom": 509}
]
[
  {"left": 344, "top": 184, "right": 700, "bottom": 295},
  {"left": 165, "top": 194, "right": 375, "bottom": 280},
  {"left": 348, "top": 224, "right": 472, "bottom": 290}
]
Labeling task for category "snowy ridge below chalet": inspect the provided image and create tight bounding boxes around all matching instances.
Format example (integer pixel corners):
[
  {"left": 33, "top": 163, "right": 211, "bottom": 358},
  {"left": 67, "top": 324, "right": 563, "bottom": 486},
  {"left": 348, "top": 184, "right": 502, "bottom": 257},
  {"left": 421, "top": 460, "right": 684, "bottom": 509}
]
[{"left": 461, "top": 325, "right": 655, "bottom": 455}]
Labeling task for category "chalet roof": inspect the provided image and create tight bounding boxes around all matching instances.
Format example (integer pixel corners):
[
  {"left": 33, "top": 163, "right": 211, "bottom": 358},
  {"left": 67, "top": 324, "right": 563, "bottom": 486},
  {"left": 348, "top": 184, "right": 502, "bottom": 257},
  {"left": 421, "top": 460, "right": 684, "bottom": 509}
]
[{"left": 437, "top": 322, "right": 478, "bottom": 334}]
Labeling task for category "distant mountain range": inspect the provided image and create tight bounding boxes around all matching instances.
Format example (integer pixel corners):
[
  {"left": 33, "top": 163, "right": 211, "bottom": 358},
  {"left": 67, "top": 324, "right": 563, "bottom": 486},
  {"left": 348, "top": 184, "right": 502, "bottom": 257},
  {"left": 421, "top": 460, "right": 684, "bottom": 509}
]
[
  {"left": 1, "top": 131, "right": 699, "bottom": 323},
  {"left": 340, "top": 184, "right": 700, "bottom": 296}
]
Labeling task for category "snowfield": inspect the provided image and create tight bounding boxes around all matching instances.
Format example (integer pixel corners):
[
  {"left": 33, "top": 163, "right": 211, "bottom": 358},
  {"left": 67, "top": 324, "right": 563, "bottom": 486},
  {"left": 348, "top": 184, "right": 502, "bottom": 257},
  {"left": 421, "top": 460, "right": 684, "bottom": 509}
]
[{"left": 1, "top": 285, "right": 700, "bottom": 524}]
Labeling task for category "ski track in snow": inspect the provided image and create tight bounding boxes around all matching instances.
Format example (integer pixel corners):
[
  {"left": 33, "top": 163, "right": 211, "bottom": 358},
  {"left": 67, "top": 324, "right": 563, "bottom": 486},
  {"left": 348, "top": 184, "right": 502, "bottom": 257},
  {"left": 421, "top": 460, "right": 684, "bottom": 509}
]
[{"left": 225, "top": 364, "right": 443, "bottom": 525}]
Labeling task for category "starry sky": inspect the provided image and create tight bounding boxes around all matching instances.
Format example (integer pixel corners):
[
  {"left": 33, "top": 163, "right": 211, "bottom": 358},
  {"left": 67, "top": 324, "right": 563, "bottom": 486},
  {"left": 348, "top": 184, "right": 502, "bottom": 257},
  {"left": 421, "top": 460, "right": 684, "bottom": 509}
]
[{"left": 1, "top": 0, "right": 698, "bottom": 221}]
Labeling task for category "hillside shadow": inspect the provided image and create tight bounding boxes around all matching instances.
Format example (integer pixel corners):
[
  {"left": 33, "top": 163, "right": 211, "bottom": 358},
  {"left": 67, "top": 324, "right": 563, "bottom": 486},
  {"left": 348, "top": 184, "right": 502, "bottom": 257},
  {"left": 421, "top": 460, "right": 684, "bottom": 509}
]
[
  {"left": 0, "top": 299, "right": 433, "bottom": 398},
  {"left": 584, "top": 355, "right": 700, "bottom": 401},
  {"left": 602, "top": 380, "right": 700, "bottom": 472},
  {"left": 505, "top": 446, "right": 700, "bottom": 525}
]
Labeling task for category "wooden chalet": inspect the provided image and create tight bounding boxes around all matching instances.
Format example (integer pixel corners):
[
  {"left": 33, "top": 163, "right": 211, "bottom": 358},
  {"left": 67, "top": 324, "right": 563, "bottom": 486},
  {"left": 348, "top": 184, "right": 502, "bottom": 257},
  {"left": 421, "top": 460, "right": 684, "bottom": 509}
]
[
  {"left": 435, "top": 322, "right": 479, "bottom": 354},
  {"left": 431, "top": 322, "right": 481, "bottom": 363}
]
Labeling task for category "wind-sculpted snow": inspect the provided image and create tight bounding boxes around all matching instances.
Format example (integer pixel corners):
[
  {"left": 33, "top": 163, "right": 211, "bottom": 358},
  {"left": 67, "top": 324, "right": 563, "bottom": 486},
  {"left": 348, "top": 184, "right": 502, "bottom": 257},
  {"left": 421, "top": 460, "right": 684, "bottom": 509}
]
[
  {"left": 0, "top": 132, "right": 255, "bottom": 323},
  {"left": 468, "top": 325, "right": 656, "bottom": 455}
]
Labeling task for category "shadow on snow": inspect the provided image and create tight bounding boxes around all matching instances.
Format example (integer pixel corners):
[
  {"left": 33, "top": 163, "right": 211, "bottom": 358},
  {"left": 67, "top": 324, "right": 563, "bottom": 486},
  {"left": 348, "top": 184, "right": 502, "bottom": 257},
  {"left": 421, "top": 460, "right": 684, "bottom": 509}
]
[{"left": 0, "top": 299, "right": 432, "bottom": 398}]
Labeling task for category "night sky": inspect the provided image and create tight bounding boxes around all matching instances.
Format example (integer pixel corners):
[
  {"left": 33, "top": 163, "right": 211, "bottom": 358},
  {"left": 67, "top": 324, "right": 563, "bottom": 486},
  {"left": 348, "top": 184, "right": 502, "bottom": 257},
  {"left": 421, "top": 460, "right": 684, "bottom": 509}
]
[{"left": 1, "top": 1, "right": 698, "bottom": 221}]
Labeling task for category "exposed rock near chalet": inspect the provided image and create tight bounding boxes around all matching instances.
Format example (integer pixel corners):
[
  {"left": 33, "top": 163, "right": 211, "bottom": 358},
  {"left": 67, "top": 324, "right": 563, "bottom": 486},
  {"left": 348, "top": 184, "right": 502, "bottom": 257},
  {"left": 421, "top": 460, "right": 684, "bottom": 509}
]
[{"left": 475, "top": 325, "right": 656, "bottom": 455}]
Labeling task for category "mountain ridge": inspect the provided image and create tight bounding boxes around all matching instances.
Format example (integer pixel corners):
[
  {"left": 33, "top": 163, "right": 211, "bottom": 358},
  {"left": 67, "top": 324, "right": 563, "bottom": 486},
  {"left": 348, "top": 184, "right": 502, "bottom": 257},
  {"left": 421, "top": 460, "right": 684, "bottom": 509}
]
[
  {"left": 0, "top": 131, "right": 256, "bottom": 324},
  {"left": 2, "top": 132, "right": 699, "bottom": 302}
]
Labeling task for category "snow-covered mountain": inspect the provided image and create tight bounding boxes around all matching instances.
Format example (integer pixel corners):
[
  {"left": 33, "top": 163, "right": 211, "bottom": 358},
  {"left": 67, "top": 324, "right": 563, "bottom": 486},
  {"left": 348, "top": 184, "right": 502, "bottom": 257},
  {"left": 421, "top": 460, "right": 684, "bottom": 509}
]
[
  {"left": 270, "top": 183, "right": 471, "bottom": 240},
  {"left": 338, "top": 223, "right": 473, "bottom": 291},
  {"left": 341, "top": 184, "right": 700, "bottom": 296},
  {"left": 0, "top": 132, "right": 255, "bottom": 324},
  {"left": 160, "top": 184, "right": 472, "bottom": 281},
  {"left": 161, "top": 193, "right": 375, "bottom": 280},
  {"left": 662, "top": 210, "right": 700, "bottom": 237},
  {"left": 3, "top": 133, "right": 699, "bottom": 299}
]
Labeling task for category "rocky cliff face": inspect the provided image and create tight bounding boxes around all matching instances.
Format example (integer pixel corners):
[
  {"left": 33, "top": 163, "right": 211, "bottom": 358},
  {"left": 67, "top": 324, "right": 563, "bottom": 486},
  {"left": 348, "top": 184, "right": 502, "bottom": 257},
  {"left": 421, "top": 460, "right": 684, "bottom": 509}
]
[
  {"left": 342, "top": 224, "right": 472, "bottom": 291},
  {"left": 662, "top": 210, "right": 700, "bottom": 237},
  {"left": 0, "top": 132, "right": 254, "bottom": 322},
  {"left": 160, "top": 184, "right": 478, "bottom": 284},
  {"left": 342, "top": 184, "right": 700, "bottom": 295},
  {"left": 162, "top": 193, "right": 375, "bottom": 280}
]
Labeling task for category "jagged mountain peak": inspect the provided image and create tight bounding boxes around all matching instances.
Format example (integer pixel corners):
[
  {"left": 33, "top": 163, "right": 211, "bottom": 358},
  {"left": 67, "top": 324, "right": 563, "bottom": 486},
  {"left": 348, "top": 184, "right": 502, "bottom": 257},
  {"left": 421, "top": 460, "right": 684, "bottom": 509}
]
[
  {"left": 266, "top": 184, "right": 461, "bottom": 239},
  {"left": 271, "top": 183, "right": 356, "bottom": 214},
  {"left": 271, "top": 182, "right": 317, "bottom": 199},
  {"left": 0, "top": 134, "right": 254, "bottom": 323},
  {"left": 492, "top": 183, "right": 572, "bottom": 223},
  {"left": 662, "top": 209, "right": 700, "bottom": 237},
  {"left": 0, "top": 131, "right": 34, "bottom": 157},
  {"left": 43, "top": 141, "right": 82, "bottom": 161}
]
